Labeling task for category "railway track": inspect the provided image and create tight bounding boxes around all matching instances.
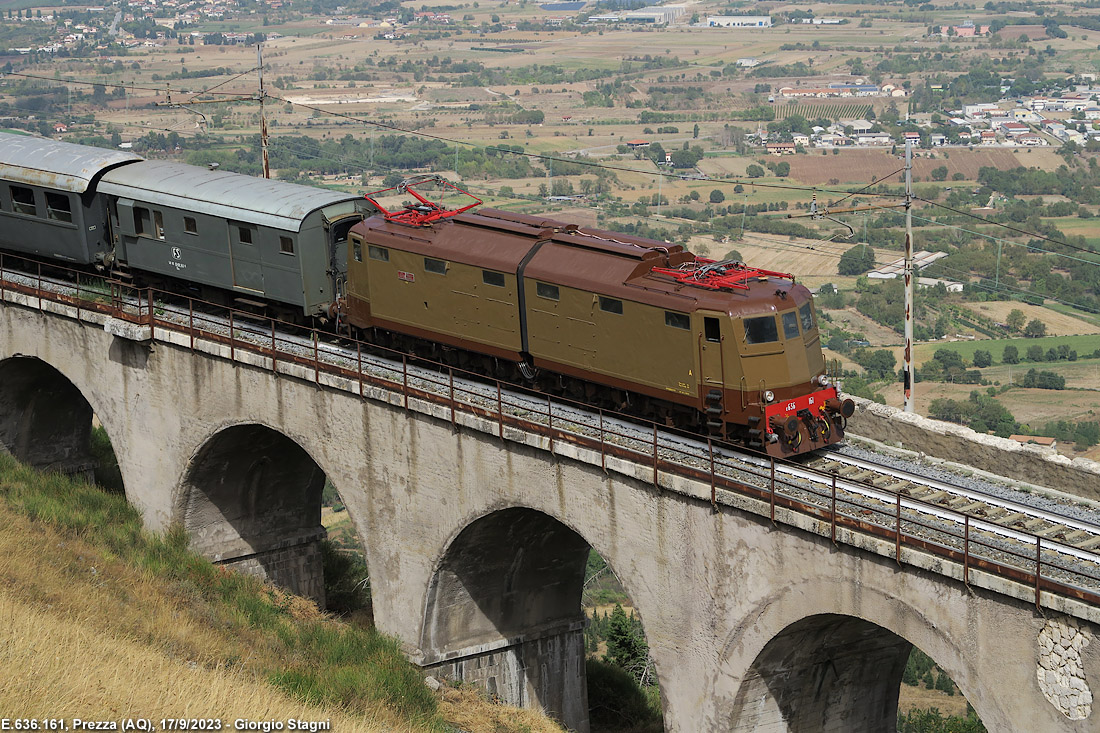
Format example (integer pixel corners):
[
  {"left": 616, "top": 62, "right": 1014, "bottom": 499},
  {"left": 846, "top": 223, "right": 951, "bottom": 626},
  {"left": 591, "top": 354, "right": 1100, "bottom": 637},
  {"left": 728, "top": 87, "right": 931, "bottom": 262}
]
[{"left": 5, "top": 262, "right": 1100, "bottom": 605}]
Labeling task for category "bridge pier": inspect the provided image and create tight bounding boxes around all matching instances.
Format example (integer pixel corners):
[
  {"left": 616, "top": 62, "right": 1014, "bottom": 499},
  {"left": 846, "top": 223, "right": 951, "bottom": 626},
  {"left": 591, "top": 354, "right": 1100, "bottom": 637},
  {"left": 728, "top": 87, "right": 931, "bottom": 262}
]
[{"left": 422, "top": 620, "right": 588, "bottom": 724}]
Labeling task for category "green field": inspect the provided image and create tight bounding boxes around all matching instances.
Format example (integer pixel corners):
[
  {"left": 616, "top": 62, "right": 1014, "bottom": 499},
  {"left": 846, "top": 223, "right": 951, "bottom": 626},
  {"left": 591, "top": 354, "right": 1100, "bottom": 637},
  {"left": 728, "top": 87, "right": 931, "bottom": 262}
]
[{"left": 915, "top": 333, "right": 1100, "bottom": 366}]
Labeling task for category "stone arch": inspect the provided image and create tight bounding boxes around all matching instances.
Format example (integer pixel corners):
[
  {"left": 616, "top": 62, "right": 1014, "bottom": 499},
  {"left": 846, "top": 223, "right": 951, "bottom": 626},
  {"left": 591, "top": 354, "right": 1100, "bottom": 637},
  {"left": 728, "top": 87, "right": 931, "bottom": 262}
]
[
  {"left": 419, "top": 505, "right": 660, "bottom": 733},
  {"left": 715, "top": 577, "right": 990, "bottom": 733},
  {"left": 178, "top": 422, "right": 334, "bottom": 606},
  {"left": 0, "top": 355, "right": 99, "bottom": 480}
]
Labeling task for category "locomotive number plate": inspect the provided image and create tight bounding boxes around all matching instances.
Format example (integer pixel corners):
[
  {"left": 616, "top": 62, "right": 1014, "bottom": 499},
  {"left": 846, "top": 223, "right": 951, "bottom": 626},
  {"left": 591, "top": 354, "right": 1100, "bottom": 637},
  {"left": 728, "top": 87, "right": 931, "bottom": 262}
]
[{"left": 397, "top": 271, "right": 415, "bottom": 283}]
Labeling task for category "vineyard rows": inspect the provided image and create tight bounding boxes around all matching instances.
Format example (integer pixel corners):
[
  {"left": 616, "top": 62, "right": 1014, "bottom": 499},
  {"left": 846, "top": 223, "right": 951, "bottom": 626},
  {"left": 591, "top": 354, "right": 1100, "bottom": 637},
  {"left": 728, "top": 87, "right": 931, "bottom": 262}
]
[{"left": 783, "top": 103, "right": 873, "bottom": 121}]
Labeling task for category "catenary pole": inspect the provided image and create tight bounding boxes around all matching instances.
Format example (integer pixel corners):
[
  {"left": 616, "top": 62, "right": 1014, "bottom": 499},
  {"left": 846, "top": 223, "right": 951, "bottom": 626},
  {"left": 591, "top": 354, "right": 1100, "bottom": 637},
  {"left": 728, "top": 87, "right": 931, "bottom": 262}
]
[{"left": 903, "top": 140, "right": 915, "bottom": 412}]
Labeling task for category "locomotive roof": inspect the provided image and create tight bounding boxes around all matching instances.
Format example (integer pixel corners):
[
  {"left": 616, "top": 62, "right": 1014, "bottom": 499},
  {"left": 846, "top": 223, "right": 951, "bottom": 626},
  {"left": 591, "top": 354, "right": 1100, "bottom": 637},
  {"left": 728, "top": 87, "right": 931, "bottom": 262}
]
[
  {"left": 0, "top": 133, "right": 142, "bottom": 193},
  {"left": 98, "top": 160, "right": 364, "bottom": 232},
  {"left": 356, "top": 206, "right": 809, "bottom": 315}
]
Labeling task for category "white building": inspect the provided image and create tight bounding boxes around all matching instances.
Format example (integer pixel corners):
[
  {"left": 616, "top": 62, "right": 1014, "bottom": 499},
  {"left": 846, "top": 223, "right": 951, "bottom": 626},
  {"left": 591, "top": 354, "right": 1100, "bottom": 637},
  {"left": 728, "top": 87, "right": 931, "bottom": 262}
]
[{"left": 707, "top": 16, "right": 772, "bottom": 28}]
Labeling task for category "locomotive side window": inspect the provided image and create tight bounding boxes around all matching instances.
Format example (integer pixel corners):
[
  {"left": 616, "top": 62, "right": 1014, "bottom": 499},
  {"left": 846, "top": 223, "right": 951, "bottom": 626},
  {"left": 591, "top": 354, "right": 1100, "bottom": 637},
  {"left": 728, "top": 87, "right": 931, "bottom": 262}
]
[
  {"left": 10, "top": 186, "right": 36, "bottom": 216},
  {"left": 238, "top": 226, "right": 253, "bottom": 244},
  {"left": 352, "top": 238, "right": 362, "bottom": 262},
  {"left": 184, "top": 217, "right": 197, "bottom": 234},
  {"left": 280, "top": 237, "right": 295, "bottom": 255},
  {"left": 536, "top": 282, "right": 559, "bottom": 300},
  {"left": 424, "top": 257, "right": 447, "bottom": 275},
  {"left": 799, "top": 303, "right": 816, "bottom": 332},
  {"left": 154, "top": 211, "right": 165, "bottom": 240},
  {"left": 134, "top": 207, "right": 151, "bottom": 236},
  {"left": 705, "top": 317, "right": 721, "bottom": 342},
  {"left": 665, "top": 311, "right": 690, "bottom": 330},
  {"left": 368, "top": 245, "right": 389, "bottom": 262},
  {"left": 45, "top": 193, "right": 72, "bottom": 223},
  {"left": 782, "top": 311, "right": 800, "bottom": 339},
  {"left": 744, "top": 315, "right": 779, "bottom": 344},
  {"left": 483, "top": 270, "right": 505, "bottom": 287},
  {"left": 599, "top": 296, "right": 623, "bottom": 315}
]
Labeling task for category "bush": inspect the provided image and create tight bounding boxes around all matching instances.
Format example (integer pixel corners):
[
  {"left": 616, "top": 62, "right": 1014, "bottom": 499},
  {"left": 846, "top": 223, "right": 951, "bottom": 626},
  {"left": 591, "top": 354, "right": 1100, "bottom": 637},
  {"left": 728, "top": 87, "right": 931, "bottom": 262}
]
[
  {"left": 585, "top": 658, "right": 663, "bottom": 732},
  {"left": 838, "top": 244, "right": 876, "bottom": 276}
]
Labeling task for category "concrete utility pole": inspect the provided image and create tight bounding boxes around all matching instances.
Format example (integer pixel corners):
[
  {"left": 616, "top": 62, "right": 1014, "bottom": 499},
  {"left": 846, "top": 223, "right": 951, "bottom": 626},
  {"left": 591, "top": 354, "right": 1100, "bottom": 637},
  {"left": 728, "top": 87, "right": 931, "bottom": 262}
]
[{"left": 903, "top": 140, "right": 915, "bottom": 413}]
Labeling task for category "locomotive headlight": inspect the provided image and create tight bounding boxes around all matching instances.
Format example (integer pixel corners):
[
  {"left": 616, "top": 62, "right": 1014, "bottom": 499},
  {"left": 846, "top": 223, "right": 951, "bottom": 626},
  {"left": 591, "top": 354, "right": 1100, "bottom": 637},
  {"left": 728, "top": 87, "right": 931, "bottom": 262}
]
[
  {"left": 816, "top": 375, "right": 830, "bottom": 388},
  {"left": 763, "top": 390, "right": 775, "bottom": 403}
]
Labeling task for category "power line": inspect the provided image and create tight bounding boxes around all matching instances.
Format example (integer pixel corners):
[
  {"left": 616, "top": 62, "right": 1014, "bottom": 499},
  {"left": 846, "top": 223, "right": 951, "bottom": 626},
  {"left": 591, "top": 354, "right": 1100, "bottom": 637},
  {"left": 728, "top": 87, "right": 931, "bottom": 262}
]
[{"left": 916, "top": 197, "right": 1100, "bottom": 258}]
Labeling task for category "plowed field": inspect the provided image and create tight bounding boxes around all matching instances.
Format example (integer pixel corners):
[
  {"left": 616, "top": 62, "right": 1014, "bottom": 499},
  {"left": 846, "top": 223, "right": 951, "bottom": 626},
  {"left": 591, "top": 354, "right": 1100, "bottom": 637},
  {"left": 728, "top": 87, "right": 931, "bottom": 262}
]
[{"left": 779, "top": 148, "right": 1026, "bottom": 185}]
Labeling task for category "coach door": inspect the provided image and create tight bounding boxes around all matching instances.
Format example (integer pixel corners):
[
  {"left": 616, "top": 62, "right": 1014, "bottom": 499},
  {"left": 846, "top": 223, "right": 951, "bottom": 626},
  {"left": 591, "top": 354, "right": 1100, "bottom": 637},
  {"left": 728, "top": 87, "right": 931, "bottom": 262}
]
[{"left": 229, "top": 221, "right": 264, "bottom": 294}]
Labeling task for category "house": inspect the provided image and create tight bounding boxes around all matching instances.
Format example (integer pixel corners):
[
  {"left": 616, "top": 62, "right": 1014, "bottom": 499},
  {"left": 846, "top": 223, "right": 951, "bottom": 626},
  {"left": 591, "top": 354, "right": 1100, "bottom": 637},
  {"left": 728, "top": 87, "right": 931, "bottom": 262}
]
[
  {"left": 766, "top": 142, "right": 796, "bottom": 154},
  {"left": 625, "top": 139, "right": 650, "bottom": 149},
  {"left": 790, "top": 133, "right": 810, "bottom": 147},
  {"left": 1016, "top": 133, "right": 1044, "bottom": 146},
  {"left": 855, "top": 132, "right": 893, "bottom": 146},
  {"left": 1001, "top": 121, "right": 1030, "bottom": 136},
  {"left": 1083, "top": 108, "right": 1100, "bottom": 120},
  {"left": 845, "top": 119, "right": 875, "bottom": 134},
  {"left": 736, "top": 57, "right": 760, "bottom": 68},
  {"left": 980, "top": 130, "right": 998, "bottom": 144},
  {"left": 930, "top": 133, "right": 947, "bottom": 146},
  {"left": 53, "top": 123, "right": 68, "bottom": 133},
  {"left": 903, "top": 131, "right": 921, "bottom": 143}
]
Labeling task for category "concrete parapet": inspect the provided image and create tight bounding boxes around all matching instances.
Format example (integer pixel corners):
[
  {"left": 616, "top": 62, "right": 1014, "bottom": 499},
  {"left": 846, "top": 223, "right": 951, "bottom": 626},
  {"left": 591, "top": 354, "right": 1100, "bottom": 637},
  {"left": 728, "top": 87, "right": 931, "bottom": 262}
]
[{"left": 847, "top": 396, "right": 1100, "bottom": 503}]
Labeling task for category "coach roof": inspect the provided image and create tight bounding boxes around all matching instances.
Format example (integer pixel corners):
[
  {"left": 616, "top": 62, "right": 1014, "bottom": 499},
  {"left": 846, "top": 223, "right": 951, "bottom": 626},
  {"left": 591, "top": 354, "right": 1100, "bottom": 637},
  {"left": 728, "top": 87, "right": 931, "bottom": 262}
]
[
  {"left": 98, "top": 160, "right": 364, "bottom": 232},
  {"left": 0, "top": 133, "right": 142, "bottom": 193}
]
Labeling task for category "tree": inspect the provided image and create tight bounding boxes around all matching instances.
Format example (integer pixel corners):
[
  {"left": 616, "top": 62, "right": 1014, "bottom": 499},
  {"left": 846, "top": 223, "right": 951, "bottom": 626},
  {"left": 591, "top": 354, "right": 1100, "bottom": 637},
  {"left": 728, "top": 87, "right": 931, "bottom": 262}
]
[
  {"left": 746, "top": 164, "right": 765, "bottom": 178},
  {"left": 709, "top": 189, "right": 726, "bottom": 203},
  {"left": 1002, "top": 345, "right": 1019, "bottom": 364},
  {"left": 1026, "top": 344, "right": 1044, "bottom": 362},
  {"left": 838, "top": 244, "right": 876, "bottom": 276},
  {"left": 604, "top": 604, "right": 650, "bottom": 683},
  {"left": 1024, "top": 318, "right": 1047, "bottom": 338},
  {"left": 931, "top": 165, "right": 949, "bottom": 181},
  {"left": 973, "top": 349, "right": 992, "bottom": 368},
  {"left": 1006, "top": 308, "right": 1026, "bottom": 332},
  {"left": 774, "top": 161, "right": 790, "bottom": 177}
]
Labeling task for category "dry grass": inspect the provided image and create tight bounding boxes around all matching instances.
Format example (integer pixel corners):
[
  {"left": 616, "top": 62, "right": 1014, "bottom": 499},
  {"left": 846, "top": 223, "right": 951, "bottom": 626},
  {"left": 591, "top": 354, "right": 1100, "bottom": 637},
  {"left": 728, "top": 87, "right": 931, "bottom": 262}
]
[
  {"left": 0, "top": 588, "right": 391, "bottom": 728},
  {"left": 438, "top": 686, "right": 566, "bottom": 733},
  {"left": 957, "top": 301, "right": 1100, "bottom": 336},
  {"left": 0, "top": 457, "right": 560, "bottom": 733},
  {"left": 782, "top": 149, "right": 1024, "bottom": 186}
]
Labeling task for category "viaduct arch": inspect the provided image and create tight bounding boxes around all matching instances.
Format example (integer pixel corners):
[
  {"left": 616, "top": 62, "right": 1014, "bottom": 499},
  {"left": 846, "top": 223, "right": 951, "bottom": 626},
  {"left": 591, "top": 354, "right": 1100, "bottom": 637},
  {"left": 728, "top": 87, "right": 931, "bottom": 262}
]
[{"left": 2, "top": 298, "right": 1098, "bottom": 731}]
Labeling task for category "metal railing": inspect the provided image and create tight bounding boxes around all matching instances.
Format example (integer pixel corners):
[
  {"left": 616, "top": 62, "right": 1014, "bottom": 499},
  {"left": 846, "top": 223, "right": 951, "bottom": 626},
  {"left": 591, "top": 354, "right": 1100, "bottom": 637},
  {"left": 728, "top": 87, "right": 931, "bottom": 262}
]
[{"left": 2, "top": 253, "right": 1099, "bottom": 612}]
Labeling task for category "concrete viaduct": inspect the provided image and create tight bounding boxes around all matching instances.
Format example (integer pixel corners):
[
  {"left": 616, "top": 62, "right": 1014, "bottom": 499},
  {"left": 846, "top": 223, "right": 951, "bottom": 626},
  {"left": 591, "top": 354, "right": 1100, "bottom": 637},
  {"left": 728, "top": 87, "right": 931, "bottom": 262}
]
[{"left": 2, "top": 290, "right": 1099, "bottom": 732}]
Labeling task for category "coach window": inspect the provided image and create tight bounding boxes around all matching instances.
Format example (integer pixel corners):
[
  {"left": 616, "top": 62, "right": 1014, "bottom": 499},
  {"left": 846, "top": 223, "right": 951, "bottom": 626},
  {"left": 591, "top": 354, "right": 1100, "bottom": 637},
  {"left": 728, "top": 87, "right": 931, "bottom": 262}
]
[
  {"left": 536, "top": 282, "right": 559, "bottom": 300},
  {"left": 134, "top": 207, "right": 151, "bottom": 236},
  {"left": 154, "top": 211, "right": 165, "bottom": 240},
  {"left": 599, "top": 296, "right": 623, "bottom": 315},
  {"left": 665, "top": 311, "right": 690, "bottom": 330},
  {"left": 424, "top": 257, "right": 446, "bottom": 275},
  {"left": 238, "top": 226, "right": 253, "bottom": 244},
  {"left": 744, "top": 315, "right": 779, "bottom": 344},
  {"left": 782, "top": 311, "right": 800, "bottom": 340},
  {"left": 483, "top": 270, "right": 505, "bottom": 287},
  {"left": 10, "top": 186, "right": 36, "bottom": 216},
  {"left": 280, "top": 236, "right": 295, "bottom": 255},
  {"left": 368, "top": 245, "right": 389, "bottom": 262},
  {"left": 45, "top": 193, "right": 72, "bottom": 223},
  {"left": 184, "top": 216, "right": 197, "bottom": 235}
]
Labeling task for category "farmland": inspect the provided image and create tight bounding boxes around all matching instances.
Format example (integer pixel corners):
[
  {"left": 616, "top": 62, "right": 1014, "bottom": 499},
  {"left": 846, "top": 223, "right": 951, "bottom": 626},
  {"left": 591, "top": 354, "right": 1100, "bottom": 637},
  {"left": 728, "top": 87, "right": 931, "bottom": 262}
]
[{"left": 784, "top": 103, "right": 873, "bottom": 121}]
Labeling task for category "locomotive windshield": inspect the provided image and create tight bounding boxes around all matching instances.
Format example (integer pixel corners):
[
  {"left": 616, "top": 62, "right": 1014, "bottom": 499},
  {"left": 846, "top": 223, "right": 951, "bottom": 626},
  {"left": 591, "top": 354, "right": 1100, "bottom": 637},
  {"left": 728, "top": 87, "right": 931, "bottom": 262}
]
[{"left": 744, "top": 315, "right": 779, "bottom": 344}]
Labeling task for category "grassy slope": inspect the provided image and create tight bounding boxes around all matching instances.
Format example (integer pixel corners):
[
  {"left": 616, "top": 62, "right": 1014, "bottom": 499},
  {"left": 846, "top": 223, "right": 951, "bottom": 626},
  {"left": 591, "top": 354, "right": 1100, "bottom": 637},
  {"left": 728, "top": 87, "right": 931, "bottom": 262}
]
[{"left": 0, "top": 453, "right": 562, "bottom": 733}]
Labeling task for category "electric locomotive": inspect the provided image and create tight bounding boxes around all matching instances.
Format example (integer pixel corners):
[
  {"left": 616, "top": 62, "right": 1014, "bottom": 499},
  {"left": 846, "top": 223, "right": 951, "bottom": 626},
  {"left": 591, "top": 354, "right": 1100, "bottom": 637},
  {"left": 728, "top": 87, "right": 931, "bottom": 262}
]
[{"left": 339, "top": 180, "right": 854, "bottom": 456}]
